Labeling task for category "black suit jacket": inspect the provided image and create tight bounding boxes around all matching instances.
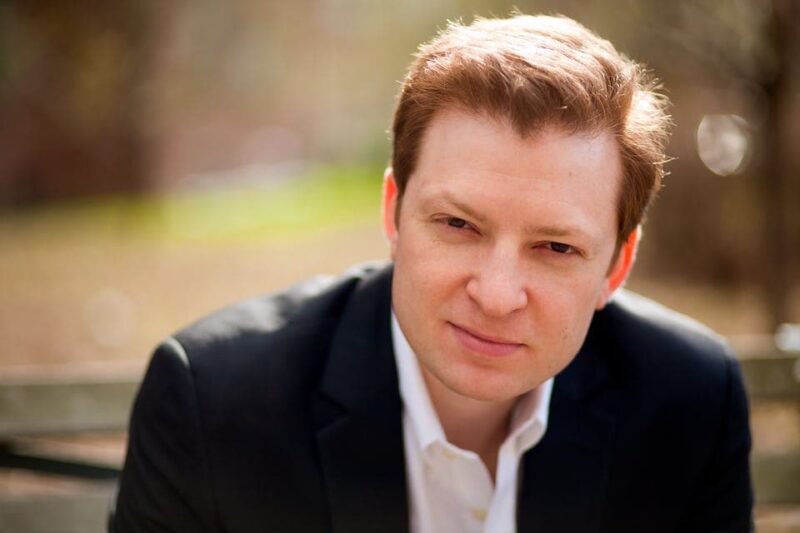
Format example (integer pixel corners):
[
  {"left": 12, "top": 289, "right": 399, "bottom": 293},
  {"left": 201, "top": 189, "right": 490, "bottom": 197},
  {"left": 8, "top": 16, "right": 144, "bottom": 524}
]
[{"left": 110, "top": 263, "right": 753, "bottom": 532}]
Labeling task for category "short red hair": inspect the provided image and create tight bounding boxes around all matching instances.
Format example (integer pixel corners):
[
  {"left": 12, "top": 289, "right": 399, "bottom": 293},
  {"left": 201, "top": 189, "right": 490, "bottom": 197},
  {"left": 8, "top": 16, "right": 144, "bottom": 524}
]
[{"left": 391, "top": 14, "right": 671, "bottom": 245}]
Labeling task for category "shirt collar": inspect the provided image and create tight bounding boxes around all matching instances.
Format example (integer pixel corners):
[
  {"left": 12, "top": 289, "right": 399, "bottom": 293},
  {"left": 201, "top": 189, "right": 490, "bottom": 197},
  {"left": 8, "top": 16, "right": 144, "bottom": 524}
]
[
  {"left": 391, "top": 311, "right": 553, "bottom": 457},
  {"left": 392, "top": 312, "right": 446, "bottom": 450}
]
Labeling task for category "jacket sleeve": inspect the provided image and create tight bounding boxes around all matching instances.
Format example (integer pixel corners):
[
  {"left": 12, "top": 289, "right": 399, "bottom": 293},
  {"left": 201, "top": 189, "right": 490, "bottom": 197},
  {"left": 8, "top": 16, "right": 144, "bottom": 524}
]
[
  {"left": 109, "top": 338, "right": 221, "bottom": 532},
  {"left": 678, "top": 354, "right": 754, "bottom": 533}
]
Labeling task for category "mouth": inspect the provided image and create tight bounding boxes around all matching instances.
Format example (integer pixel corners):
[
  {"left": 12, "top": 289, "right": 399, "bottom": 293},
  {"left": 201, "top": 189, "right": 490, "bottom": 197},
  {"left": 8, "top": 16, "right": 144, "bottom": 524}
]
[{"left": 448, "top": 322, "right": 523, "bottom": 357}]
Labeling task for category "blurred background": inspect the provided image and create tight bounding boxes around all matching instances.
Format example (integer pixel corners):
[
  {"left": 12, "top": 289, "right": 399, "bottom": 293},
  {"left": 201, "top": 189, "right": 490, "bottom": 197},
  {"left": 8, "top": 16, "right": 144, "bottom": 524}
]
[{"left": 0, "top": 0, "right": 798, "bottom": 531}]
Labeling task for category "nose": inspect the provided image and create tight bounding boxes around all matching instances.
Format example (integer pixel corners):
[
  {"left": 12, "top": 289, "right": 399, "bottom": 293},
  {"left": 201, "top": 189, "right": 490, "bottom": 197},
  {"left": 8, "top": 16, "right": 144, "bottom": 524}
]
[{"left": 465, "top": 245, "right": 528, "bottom": 317}]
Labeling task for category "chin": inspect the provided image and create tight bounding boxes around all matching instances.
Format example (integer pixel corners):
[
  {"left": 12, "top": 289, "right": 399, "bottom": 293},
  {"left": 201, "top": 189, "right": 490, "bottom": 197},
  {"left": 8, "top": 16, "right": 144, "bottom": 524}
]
[
  {"left": 439, "top": 367, "right": 527, "bottom": 403},
  {"left": 461, "top": 386, "right": 519, "bottom": 403}
]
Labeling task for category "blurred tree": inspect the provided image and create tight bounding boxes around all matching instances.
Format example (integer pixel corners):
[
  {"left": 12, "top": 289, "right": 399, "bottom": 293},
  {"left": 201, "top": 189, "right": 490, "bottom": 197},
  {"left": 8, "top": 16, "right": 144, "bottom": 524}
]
[
  {"left": 632, "top": 0, "right": 798, "bottom": 328},
  {"left": 0, "top": 0, "right": 158, "bottom": 204},
  {"left": 760, "top": 0, "right": 798, "bottom": 328}
]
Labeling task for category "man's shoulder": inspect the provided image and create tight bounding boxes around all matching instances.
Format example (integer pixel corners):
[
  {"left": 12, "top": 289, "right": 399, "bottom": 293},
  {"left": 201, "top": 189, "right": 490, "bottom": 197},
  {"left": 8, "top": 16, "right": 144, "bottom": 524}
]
[
  {"left": 593, "top": 289, "right": 738, "bottom": 396},
  {"left": 603, "top": 289, "right": 732, "bottom": 358},
  {"left": 598, "top": 290, "right": 730, "bottom": 357},
  {"left": 161, "top": 261, "right": 391, "bottom": 385}
]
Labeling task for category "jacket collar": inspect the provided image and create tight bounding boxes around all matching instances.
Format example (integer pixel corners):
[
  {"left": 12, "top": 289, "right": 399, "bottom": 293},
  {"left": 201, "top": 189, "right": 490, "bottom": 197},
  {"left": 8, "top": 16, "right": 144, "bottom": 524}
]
[
  {"left": 314, "top": 264, "right": 409, "bottom": 533},
  {"left": 517, "top": 306, "right": 618, "bottom": 532}
]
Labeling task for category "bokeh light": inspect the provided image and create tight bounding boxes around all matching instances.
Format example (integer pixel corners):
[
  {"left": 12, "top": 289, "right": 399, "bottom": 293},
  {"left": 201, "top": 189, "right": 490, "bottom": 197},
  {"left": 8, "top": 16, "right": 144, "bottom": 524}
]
[{"left": 696, "top": 114, "right": 752, "bottom": 176}]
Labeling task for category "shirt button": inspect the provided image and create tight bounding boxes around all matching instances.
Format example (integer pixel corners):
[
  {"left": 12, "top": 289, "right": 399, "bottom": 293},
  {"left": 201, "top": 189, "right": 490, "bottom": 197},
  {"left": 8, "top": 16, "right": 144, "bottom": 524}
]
[
  {"left": 471, "top": 507, "right": 487, "bottom": 522},
  {"left": 442, "top": 448, "right": 458, "bottom": 460}
]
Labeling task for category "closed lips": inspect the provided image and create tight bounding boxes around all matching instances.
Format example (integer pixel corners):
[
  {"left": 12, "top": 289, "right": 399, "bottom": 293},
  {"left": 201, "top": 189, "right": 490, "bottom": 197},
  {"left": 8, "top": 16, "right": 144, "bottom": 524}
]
[
  {"left": 451, "top": 323, "right": 520, "bottom": 345},
  {"left": 449, "top": 322, "right": 523, "bottom": 357}
]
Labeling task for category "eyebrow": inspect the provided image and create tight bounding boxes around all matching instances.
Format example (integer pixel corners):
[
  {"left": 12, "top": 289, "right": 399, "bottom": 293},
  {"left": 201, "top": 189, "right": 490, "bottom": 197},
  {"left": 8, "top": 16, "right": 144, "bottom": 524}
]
[
  {"left": 528, "top": 225, "right": 584, "bottom": 239},
  {"left": 426, "top": 194, "right": 488, "bottom": 224}
]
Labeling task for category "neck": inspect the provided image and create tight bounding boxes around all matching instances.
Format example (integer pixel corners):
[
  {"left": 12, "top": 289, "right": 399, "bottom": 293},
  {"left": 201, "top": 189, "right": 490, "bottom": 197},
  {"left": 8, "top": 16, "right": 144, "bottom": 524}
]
[{"left": 421, "top": 367, "right": 517, "bottom": 481}]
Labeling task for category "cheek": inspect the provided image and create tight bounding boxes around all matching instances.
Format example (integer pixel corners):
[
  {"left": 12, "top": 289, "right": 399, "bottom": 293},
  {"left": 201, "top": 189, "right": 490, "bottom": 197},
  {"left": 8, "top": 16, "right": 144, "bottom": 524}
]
[
  {"left": 533, "top": 270, "right": 604, "bottom": 308},
  {"left": 393, "top": 239, "right": 451, "bottom": 313},
  {"left": 532, "top": 276, "right": 602, "bottom": 343},
  {"left": 395, "top": 229, "right": 471, "bottom": 288}
]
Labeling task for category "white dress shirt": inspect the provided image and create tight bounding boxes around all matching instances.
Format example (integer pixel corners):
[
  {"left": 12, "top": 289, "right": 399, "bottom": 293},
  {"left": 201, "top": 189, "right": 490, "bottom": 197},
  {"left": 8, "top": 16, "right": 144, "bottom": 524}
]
[{"left": 391, "top": 314, "right": 553, "bottom": 533}]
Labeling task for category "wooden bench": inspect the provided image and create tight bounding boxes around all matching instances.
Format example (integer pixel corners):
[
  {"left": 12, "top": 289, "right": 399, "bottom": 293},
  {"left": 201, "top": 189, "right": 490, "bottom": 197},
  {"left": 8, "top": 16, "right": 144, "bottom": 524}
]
[
  {"left": 0, "top": 366, "right": 140, "bottom": 533},
  {"left": 738, "top": 350, "right": 800, "bottom": 504}
]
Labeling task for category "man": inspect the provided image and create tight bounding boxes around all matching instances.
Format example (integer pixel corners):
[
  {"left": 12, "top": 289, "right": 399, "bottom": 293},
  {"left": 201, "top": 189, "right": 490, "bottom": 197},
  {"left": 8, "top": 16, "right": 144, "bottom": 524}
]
[{"left": 110, "top": 14, "right": 753, "bottom": 533}]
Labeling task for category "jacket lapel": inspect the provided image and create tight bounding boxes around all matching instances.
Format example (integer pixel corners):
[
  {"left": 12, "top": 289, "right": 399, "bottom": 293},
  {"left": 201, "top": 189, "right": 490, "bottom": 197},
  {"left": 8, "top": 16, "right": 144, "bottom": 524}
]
[
  {"left": 314, "top": 265, "right": 409, "bottom": 533},
  {"left": 517, "top": 314, "right": 617, "bottom": 532}
]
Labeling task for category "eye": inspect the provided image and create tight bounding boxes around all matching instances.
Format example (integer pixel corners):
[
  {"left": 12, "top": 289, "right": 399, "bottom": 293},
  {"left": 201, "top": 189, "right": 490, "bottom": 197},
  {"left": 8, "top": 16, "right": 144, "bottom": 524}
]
[
  {"left": 446, "top": 217, "right": 469, "bottom": 229},
  {"left": 434, "top": 215, "right": 479, "bottom": 237},
  {"left": 546, "top": 241, "right": 574, "bottom": 254}
]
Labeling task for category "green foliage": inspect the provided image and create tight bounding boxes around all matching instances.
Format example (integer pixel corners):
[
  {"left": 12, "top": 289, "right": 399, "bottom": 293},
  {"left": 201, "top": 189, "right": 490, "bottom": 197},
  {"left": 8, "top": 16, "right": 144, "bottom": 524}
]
[{"left": 0, "top": 164, "right": 384, "bottom": 244}]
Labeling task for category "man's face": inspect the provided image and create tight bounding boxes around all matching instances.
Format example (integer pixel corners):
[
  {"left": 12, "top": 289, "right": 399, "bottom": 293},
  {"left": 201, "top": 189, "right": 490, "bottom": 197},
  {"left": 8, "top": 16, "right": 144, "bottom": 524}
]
[{"left": 385, "top": 108, "right": 632, "bottom": 403}]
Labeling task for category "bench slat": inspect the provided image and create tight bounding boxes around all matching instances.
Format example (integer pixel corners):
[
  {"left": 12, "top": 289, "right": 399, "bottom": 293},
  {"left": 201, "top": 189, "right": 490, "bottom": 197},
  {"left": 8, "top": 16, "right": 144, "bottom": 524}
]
[{"left": 0, "top": 380, "right": 139, "bottom": 438}]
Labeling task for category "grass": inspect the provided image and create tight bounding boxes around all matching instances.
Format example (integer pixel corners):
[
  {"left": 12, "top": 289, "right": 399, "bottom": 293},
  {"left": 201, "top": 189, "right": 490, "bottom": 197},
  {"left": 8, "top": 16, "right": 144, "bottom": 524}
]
[{"left": 0, "top": 163, "right": 384, "bottom": 245}]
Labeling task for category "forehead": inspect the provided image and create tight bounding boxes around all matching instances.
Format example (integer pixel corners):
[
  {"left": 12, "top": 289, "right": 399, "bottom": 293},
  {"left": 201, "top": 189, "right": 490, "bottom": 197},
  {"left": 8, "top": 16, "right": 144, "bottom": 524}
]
[
  {"left": 409, "top": 109, "right": 623, "bottom": 239},
  {"left": 414, "top": 108, "right": 621, "bottom": 188}
]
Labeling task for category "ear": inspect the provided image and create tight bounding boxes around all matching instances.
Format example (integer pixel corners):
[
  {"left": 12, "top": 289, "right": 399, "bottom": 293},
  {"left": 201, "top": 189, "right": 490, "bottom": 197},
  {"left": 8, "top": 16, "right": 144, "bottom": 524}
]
[
  {"left": 382, "top": 167, "right": 399, "bottom": 258},
  {"left": 596, "top": 226, "right": 640, "bottom": 309}
]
